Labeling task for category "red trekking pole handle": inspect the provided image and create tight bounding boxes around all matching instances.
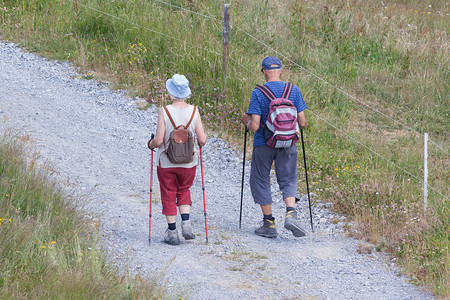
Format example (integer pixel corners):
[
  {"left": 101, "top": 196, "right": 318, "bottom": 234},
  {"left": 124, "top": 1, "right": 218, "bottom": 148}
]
[{"left": 199, "top": 147, "right": 209, "bottom": 243}]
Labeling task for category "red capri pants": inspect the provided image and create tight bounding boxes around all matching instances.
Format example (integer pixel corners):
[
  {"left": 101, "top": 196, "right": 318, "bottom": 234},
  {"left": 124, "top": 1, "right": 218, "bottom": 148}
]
[{"left": 157, "top": 166, "right": 197, "bottom": 215}]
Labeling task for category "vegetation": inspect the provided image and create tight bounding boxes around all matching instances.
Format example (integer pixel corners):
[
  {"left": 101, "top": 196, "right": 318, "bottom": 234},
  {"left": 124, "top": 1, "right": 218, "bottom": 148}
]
[
  {"left": 0, "top": 132, "right": 165, "bottom": 298},
  {"left": 0, "top": 0, "right": 448, "bottom": 296}
]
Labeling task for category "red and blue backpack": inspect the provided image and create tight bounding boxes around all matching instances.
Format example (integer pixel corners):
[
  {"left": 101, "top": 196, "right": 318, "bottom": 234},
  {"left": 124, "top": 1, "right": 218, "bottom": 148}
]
[{"left": 255, "top": 82, "right": 299, "bottom": 148}]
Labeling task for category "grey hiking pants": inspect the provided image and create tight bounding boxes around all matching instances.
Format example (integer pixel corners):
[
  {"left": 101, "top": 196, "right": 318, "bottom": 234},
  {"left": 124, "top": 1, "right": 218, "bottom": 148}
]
[{"left": 249, "top": 145, "right": 300, "bottom": 205}]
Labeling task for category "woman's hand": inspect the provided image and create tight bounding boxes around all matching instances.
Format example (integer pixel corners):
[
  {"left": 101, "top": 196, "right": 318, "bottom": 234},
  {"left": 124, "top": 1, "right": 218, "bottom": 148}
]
[{"left": 147, "top": 134, "right": 155, "bottom": 150}]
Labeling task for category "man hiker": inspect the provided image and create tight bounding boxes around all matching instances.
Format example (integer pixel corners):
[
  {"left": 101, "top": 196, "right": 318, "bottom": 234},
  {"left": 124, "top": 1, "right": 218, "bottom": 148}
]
[{"left": 241, "top": 56, "right": 307, "bottom": 238}]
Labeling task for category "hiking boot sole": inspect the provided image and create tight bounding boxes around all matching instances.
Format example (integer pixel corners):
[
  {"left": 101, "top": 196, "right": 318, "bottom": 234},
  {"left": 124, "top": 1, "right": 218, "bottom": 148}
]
[
  {"left": 182, "top": 232, "right": 196, "bottom": 240},
  {"left": 255, "top": 231, "right": 278, "bottom": 238},
  {"left": 284, "top": 223, "right": 306, "bottom": 237},
  {"left": 165, "top": 239, "right": 180, "bottom": 245}
]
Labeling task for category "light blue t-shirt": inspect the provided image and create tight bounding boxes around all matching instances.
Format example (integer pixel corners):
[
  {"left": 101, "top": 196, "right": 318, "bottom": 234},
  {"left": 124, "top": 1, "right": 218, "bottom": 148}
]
[{"left": 247, "top": 81, "right": 307, "bottom": 147}]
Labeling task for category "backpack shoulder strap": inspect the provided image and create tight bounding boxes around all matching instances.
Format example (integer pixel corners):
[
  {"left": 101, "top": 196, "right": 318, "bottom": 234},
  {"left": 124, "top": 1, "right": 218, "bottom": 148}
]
[
  {"left": 255, "top": 84, "right": 276, "bottom": 101},
  {"left": 163, "top": 106, "right": 196, "bottom": 129},
  {"left": 163, "top": 106, "right": 177, "bottom": 128},
  {"left": 186, "top": 106, "right": 197, "bottom": 128},
  {"left": 282, "top": 82, "right": 293, "bottom": 99}
]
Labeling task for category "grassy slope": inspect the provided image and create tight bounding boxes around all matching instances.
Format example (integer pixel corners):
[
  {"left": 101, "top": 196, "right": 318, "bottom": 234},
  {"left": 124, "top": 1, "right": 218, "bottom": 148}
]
[
  {"left": 0, "top": 0, "right": 448, "bottom": 296},
  {"left": 0, "top": 132, "right": 167, "bottom": 298}
]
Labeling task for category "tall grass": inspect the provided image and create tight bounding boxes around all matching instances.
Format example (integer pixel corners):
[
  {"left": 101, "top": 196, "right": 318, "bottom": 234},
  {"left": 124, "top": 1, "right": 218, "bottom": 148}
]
[
  {"left": 0, "top": 130, "right": 165, "bottom": 298},
  {"left": 0, "top": 0, "right": 448, "bottom": 296}
]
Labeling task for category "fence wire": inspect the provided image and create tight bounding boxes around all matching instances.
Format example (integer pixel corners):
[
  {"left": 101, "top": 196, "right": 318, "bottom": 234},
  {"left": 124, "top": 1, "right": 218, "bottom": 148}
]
[
  {"left": 307, "top": 110, "right": 447, "bottom": 199},
  {"left": 150, "top": 0, "right": 448, "bottom": 154},
  {"left": 72, "top": 0, "right": 448, "bottom": 198},
  {"left": 73, "top": 1, "right": 258, "bottom": 77}
]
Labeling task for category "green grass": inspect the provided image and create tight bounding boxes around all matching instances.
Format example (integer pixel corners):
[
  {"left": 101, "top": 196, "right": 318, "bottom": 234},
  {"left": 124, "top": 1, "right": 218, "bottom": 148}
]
[
  {"left": 0, "top": 131, "right": 165, "bottom": 298},
  {"left": 0, "top": 0, "right": 448, "bottom": 296}
]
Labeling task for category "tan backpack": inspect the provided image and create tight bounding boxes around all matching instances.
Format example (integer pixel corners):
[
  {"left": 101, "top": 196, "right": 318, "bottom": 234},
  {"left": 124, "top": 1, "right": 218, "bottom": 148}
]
[{"left": 163, "top": 106, "right": 196, "bottom": 164}]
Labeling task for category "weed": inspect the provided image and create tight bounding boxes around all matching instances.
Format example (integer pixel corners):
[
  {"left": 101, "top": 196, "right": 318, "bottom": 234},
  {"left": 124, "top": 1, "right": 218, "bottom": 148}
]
[
  {"left": 0, "top": 0, "right": 448, "bottom": 295},
  {"left": 0, "top": 131, "right": 164, "bottom": 298}
]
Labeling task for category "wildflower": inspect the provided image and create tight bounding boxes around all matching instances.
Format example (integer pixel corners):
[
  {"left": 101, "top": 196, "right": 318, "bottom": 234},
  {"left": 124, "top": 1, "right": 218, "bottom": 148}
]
[
  {"left": 335, "top": 168, "right": 339, "bottom": 171},
  {"left": 78, "top": 252, "right": 83, "bottom": 256},
  {"left": 51, "top": 241, "right": 56, "bottom": 244},
  {"left": 42, "top": 246, "right": 46, "bottom": 249}
]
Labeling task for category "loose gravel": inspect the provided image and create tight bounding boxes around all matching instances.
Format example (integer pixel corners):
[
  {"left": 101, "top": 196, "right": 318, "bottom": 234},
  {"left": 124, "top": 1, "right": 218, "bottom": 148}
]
[{"left": 0, "top": 41, "right": 435, "bottom": 299}]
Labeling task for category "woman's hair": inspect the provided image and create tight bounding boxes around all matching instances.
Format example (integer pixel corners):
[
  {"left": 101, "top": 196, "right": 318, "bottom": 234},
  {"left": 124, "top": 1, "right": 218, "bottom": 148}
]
[{"left": 169, "top": 94, "right": 188, "bottom": 101}]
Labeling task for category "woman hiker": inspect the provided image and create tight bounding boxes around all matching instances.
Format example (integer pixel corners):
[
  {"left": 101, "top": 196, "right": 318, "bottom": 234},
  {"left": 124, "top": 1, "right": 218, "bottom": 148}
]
[{"left": 148, "top": 74, "right": 207, "bottom": 245}]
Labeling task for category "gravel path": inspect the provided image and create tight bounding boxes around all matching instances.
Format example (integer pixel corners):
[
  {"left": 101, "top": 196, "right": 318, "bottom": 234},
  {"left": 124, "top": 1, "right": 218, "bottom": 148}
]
[{"left": 0, "top": 41, "right": 435, "bottom": 299}]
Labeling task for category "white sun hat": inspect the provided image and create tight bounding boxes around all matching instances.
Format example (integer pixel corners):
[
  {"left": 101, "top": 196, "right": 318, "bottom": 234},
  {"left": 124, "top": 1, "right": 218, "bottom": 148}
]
[{"left": 166, "top": 74, "right": 191, "bottom": 99}]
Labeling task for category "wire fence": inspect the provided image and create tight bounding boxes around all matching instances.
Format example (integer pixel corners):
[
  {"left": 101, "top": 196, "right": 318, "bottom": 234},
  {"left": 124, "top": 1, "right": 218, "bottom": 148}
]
[
  {"left": 72, "top": 0, "right": 447, "bottom": 199},
  {"left": 154, "top": 0, "right": 448, "bottom": 156}
]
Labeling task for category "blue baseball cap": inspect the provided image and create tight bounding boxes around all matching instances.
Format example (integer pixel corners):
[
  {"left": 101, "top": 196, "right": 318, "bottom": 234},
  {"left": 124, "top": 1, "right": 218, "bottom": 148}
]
[{"left": 261, "top": 56, "right": 282, "bottom": 72}]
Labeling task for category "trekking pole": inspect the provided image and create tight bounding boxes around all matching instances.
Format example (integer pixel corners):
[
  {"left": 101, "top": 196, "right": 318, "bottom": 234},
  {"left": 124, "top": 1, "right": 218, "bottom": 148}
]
[
  {"left": 239, "top": 127, "right": 248, "bottom": 229},
  {"left": 199, "top": 147, "right": 209, "bottom": 243},
  {"left": 300, "top": 129, "right": 314, "bottom": 232},
  {"left": 148, "top": 134, "right": 154, "bottom": 245}
]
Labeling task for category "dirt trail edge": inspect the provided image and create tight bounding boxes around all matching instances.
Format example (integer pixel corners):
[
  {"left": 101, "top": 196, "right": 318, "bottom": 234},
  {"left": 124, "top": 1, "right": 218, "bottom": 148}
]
[{"left": 0, "top": 41, "right": 434, "bottom": 300}]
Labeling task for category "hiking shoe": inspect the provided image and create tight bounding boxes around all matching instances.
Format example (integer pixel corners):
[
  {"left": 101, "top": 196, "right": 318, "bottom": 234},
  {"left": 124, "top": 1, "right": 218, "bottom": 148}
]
[
  {"left": 255, "top": 218, "right": 277, "bottom": 238},
  {"left": 164, "top": 229, "right": 180, "bottom": 245},
  {"left": 284, "top": 210, "right": 306, "bottom": 237},
  {"left": 181, "top": 220, "right": 196, "bottom": 240}
]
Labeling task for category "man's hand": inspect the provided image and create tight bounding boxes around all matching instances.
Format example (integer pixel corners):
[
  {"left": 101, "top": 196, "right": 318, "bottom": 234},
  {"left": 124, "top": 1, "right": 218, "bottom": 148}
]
[
  {"left": 241, "top": 113, "right": 260, "bottom": 132},
  {"left": 241, "top": 113, "right": 252, "bottom": 127}
]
